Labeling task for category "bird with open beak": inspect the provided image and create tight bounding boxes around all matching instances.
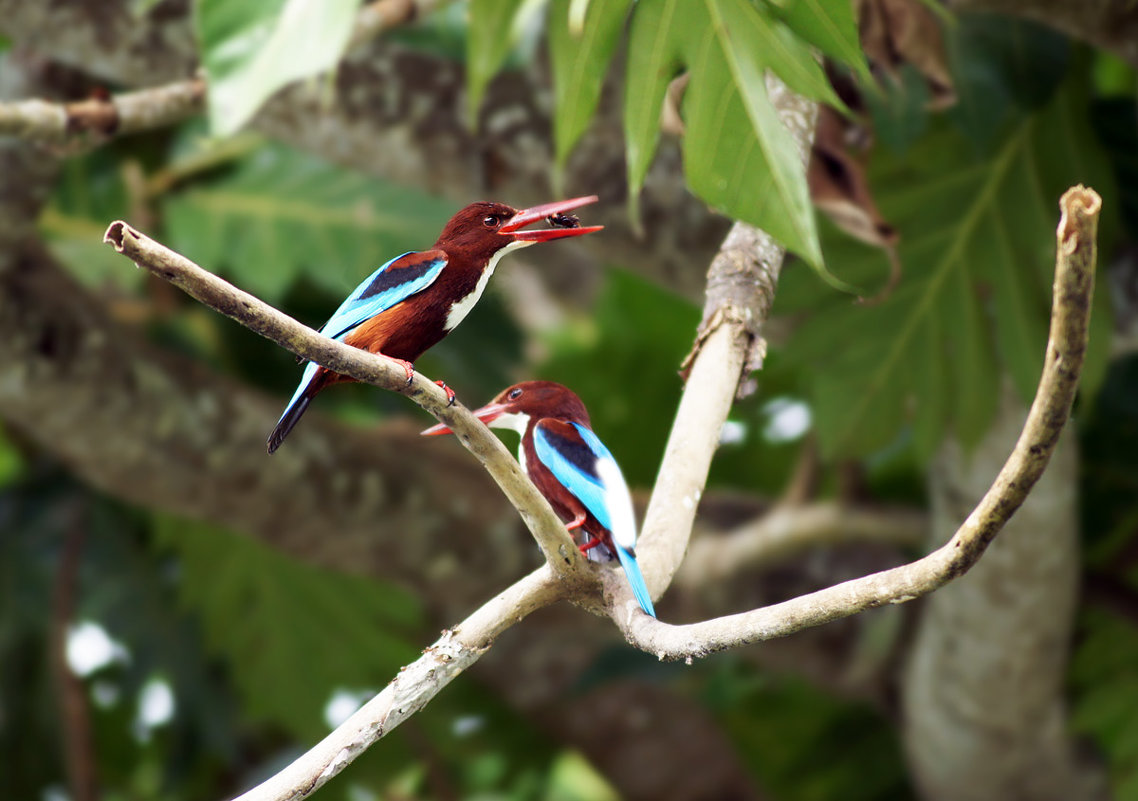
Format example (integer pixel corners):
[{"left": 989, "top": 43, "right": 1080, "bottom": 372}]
[
  {"left": 423, "top": 380, "right": 656, "bottom": 617},
  {"left": 267, "top": 197, "right": 602, "bottom": 453}
]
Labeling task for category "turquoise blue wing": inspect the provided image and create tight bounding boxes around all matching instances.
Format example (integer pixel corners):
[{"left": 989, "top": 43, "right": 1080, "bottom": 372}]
[{"left": 321, "top": 249, "right": 447, "bottom": 341}]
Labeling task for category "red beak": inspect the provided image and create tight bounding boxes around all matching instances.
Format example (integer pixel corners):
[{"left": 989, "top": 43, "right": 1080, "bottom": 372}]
[
  {"left": 500, "top": 195, "right": 603, "bottom": 242},
  {"left": 421, "top": 402, "right": 511, "bottom": 436}
]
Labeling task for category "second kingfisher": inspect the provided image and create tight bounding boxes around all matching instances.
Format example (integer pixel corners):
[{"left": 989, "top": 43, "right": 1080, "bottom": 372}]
[
  {"left": 267, "top": 196, "right": 601, "bottom": 453},
  {"left": 423, "top": 380, "right": 656, "bottom": 617}
]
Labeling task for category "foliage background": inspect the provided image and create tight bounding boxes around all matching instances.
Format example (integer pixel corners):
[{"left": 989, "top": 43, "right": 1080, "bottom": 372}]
[{"left": 2, "top": 1, "right": 1138, "bottom": 800}]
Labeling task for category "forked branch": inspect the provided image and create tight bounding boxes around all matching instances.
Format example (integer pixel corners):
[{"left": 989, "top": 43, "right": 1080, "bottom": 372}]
[{"left": 612, "top": 186, "right": 1101, "bottom": 658}]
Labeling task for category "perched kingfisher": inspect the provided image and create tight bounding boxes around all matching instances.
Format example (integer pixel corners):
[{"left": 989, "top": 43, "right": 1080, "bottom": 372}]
[
  {"left": 422, "top": 381, "right": 656, "bottom": 617},
  {"left": 267, "top": 197, "right": 601, "bottom": 453}
]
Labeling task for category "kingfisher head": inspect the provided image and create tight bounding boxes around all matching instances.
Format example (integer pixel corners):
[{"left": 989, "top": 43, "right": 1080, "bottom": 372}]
[
  {"left": 422, "top": 380, "right": 590, "bottom": 437},
  {"left": 435, "top": 196, "right": 602, "bottom": 267}
]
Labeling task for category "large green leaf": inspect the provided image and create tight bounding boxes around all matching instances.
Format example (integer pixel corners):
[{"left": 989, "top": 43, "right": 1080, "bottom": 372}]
[
  {"left": 153, "top": 516, "right": 423, "bottom": 739},
  {"left": 163, "top": 143, "right": 454, "bottom": 302},
  {"left": 624, "top": 0, "right": 840, "bottom": 273},
  {"left": 195, "top": 0, "right": 359, "bottom": 137},
  {"left": 39, "top": 149, "right": 140, "bottom": 290},
  {"left": 766, "top": 0, "right": 870, "bottom": 80},
  {"left": 776, "top": 81, "right": 1115, "bottom": 459},
  {"left": 549, "top": 0, "right": 632, "bottom": 173},
  {"left": 686, "top": 0, "right": 823, "bottom": 271}
]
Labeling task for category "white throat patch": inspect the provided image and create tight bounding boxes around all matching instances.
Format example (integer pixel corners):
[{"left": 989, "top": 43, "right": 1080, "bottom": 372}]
[
  {"left": 488, "top": 411, "right": 531, "bottom": 473},
  {"left": 444, "top": 239, "right": 533, "bottom": 331}
]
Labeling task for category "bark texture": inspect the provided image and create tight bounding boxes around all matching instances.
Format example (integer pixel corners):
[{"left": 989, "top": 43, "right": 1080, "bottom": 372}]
[{"left": 902, "top": 389, "right": 1104, "bottom": 801}]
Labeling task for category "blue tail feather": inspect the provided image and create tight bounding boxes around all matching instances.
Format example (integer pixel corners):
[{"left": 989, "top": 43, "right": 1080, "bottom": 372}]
[
  {"left": 267, "top": 363, "right": 320, "bottom": 453},
  {"left": 615, "top": 547, "right": 656, "bottom": 617}
]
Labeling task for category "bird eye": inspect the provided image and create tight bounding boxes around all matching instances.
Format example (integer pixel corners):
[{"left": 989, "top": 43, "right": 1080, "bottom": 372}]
[
  {"left": 482, "top": 215, "right": 500, "bottom": 228},
  {"left": 508, "top": 388, "right": 523, "bottom": 400}
]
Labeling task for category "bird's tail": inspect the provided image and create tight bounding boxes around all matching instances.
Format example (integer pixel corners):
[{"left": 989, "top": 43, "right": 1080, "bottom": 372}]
[
  {"left": 267, "top": 363, "right": 322, "bottom": 454},
  {"left": 615, "top": 546, "right": 656, "bottom": 618}
]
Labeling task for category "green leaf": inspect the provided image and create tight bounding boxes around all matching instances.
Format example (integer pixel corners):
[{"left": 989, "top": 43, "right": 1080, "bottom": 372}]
[
  {"left": 688, "top": 0, "right": 823, "bottom": 270},
  {"left": 39, "top": 149, "right": 141, "bottom": 290},
  {"left": 776, "top": 78, "right": 1115, "bottom": 458},
  {"left": 153, "top": 515, "right": 423, "bottom": 738},
  {"left": 466, "top": 0, "right": 545, "bottom": 126},
  {"left": 623, "top": 0, "right": 839, "bottom": 273},
  {"left": 549, "top": 0, "right": 632, "bottom": 172},
  {"left": 195, "top": 0, "right": 359, "bottom": 137},
  {"left": 163, "top": 143, "right": 454, "bottom": 302},
  {"left": 767, "top": 0, "right": 870, "bottom": 81},
  {"left": 622, "top": 0, "right": 686, "bottom": 210},
  {"left": 732, "top": 0, "right": 844, "bottom": 108},
  {"left": 1072, "top": 610, "right": 1138, "bottom": 799}
]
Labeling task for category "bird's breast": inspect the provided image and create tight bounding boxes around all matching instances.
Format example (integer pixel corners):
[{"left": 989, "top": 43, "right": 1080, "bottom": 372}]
[{"left": 443, "top": 241, "right": 531, "bottom": 331}]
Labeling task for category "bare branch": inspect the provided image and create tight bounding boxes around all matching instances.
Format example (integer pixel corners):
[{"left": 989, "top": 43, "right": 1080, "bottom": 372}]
[
  {"left": 677, "top": 501, "right": 926, "bottom": 588},
  {"left": 0, "top": 78, "right": 205, "bottom": 147},
  {"left": 102, "top": 221, "right": 589, "bottom": 581},
  {"left": 618, "top": 81, "right": 819, "bottom": 618},
  {"left": 231, "top": 566, "right": 565, "bottom": 801},
  {"left": 615, "top": 186, "right": 1102, "bottom": 659},
  {"left": 0, "top": 0, "right": 435, "bottom": 148}
]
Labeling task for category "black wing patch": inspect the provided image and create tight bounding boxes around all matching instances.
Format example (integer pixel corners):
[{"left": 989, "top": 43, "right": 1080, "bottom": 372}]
[
  {"left": 357, "top": 252, "right": 442, "bottom": 301},
  {"left": 536, "top": 423, "right": 601, "bottom": 481}
]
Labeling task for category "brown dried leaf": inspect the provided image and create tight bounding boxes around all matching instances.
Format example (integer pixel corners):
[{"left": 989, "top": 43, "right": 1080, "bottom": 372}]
[
  {"left": 857, "top": 0, "right": 955, "bottom": 108},
  {"left": 808, "top": 105, "right": 901, "bottom": 304}
]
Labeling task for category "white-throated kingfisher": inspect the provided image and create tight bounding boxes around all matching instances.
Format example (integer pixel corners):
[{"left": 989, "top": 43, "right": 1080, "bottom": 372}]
[
  {"left": 422, "top": 380, "right": 656, "bottom": 617},
  {"left": 267, "top": 197, "right": 601, "bottom": 453}
]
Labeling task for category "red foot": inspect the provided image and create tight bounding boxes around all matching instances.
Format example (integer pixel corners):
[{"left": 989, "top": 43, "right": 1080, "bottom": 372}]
[
  {"left": 566, "top": 513, "right": 586, "bottom": 531},
  {"left": 578, "top": 536, "right": 604, "bottom": 554},
  {"left": 435, "top": 380, "right": 457, "bottom": 406},
  {"left": 390, "top": 358, "right": 415, "bottom": 386}
]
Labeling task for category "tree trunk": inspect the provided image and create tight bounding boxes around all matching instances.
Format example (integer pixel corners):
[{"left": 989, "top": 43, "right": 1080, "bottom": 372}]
[{"left": 902, "top": 387, "right": 1104, "bottom": 800}]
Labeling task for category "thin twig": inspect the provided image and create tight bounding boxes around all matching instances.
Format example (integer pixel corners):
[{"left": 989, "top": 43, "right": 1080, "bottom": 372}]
[
  {"left": 102, "top": 221, "right": 586, "bottom": 580},
  {"left": 230, "top": 567, "right": 565, "bottom": 801},
  {"left": 614, "top": 186, "right": 1102, "bottom": 659}
]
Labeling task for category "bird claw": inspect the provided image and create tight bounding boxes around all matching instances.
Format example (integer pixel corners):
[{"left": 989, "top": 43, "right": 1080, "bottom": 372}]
[
  {"left": 435, "top": 380, "right": 457, "bottom": 406},
  {"left": 391, "top": 359, "right": 415, "bottom": 387},
  {"left": 578, "top": 536, "right": 603, "bottom": 553}
]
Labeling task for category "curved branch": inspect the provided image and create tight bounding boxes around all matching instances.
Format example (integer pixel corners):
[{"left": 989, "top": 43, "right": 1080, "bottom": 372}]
[
  {"left": 677, "top": 501, "right": 926, "bottom": 588},
  {"left": 615, "top": 186, "right": 1102, "bottom": 659},
  {"left": 232, "top": 566, "right": 564, "bottom": 801},
  {"left": 102, "top": 221, "right": 588, "bottom": 581}
]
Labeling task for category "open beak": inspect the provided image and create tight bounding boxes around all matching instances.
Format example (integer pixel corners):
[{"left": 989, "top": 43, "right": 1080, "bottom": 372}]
[
  {"left": 421, "top": 402, "right": 511, "bottom": 436},
  {"left": 500, "top": 195, "right": 604, "bottom": 242}
]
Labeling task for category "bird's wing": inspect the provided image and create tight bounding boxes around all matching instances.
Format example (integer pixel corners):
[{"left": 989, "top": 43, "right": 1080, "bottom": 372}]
[
  {"left": 534, "top": 419, "right": 654, "bottom": 617},
  {"left": 321, "top": 250, "right": 448, "bottom": 340},
  {"left": 532, "top": 420, "right": 637, "bottom": 552}
]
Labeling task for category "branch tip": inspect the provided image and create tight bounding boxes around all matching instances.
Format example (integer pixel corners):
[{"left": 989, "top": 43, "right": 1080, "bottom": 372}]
[{"left": 1058, "top": 185, "right": 1102, "bottom": 252}]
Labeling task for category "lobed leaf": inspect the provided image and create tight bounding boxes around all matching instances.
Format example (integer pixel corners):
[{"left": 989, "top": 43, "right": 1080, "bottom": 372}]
[{"left": 775, "top": 80, "right": 1114, "bottom": 459}]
